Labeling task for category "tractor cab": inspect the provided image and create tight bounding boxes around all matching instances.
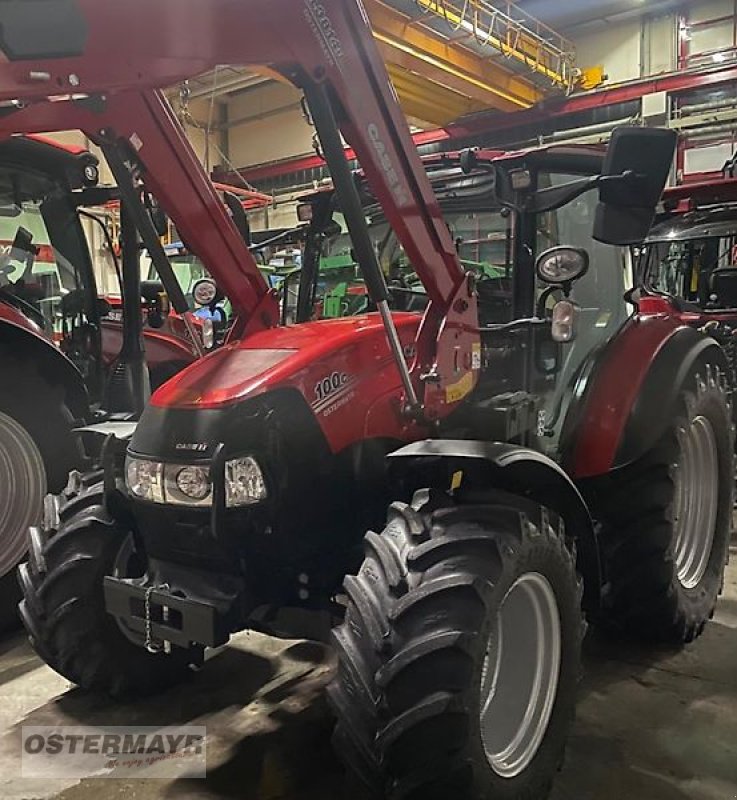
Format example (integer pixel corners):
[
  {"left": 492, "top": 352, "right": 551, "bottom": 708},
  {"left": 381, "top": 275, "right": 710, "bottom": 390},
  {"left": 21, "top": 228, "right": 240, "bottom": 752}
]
[
  {"left": 294, "top": 147, "right": 634, "bottom": 458},
  {"left": 638, "top": 177, "right": 737, "bottom": 385},
  {"left": 0, "top": 136, "right": 105, "bottom": 394},
  {"left": 639, "top": 178, "right": 737, "bottom": 312}
]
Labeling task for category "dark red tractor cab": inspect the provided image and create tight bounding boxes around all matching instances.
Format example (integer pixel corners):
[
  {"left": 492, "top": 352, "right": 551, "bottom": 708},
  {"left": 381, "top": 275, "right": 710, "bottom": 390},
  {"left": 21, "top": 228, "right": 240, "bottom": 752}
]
[{"left": 0, "top": 135, "right": 214, "bottom": 630}]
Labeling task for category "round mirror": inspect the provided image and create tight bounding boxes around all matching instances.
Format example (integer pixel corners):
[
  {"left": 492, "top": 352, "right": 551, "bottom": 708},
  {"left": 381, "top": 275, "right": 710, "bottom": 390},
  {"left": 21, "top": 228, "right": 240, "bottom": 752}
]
[
  {"left": 192, "top": 278, "right": 218, "bottom": 307},
  {"left": 536, "top": 247, "right": 589, "bottom": 286}
]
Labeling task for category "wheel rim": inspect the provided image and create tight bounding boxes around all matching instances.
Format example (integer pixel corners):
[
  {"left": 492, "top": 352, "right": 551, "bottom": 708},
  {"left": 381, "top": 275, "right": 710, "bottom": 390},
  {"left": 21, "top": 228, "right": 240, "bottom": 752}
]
[
  {"left": 673, "top": 414, "right": 719, "bottom": 590},
  {"left": 0, "top": 411, "right": 46, "bottom": 578},
  {"left": 479, "top": 572, "right": 561, "bottom": 778}
]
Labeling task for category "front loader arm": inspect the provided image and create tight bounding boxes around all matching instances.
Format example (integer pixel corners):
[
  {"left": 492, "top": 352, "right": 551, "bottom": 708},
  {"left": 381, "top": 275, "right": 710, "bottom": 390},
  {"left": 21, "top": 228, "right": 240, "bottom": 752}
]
[{"left": 0, "top": 0, "right": 480, "bottom": 411}]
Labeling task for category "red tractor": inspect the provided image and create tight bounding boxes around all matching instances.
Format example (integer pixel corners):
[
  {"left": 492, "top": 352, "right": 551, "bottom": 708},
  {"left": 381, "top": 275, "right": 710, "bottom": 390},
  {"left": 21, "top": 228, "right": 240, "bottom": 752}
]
[
  {"left": 638, "top": 175, "right": 737, "bottom": 388},
  {"left": 3, "top": 2, "right": 732, "bottom": 799},
  {"left": 0, "top": 134, "right": 217, "bottom": 630}
]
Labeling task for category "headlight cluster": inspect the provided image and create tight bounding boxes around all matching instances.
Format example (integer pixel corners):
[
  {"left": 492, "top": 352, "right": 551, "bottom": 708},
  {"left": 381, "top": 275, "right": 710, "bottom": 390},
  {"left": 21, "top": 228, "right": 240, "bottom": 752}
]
[{"left": 125, "top": 456, "right": 267, "bottom": 508}]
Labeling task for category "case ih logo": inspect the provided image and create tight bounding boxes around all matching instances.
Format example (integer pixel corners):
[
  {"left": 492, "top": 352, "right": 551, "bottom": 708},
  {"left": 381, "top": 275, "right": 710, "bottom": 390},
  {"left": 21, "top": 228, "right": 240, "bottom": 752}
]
[
  {"left": 304, "top": 1, "right": 344, "bottom": 69},
  {"left": 368, "top": 124, "right": 410, "bottom": 208}
]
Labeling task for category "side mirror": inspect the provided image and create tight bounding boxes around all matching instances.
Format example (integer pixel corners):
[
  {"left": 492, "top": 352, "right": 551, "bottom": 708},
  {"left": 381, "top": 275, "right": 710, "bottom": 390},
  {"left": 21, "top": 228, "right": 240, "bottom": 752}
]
[
  {"left": 593, "top": 127, "right": 677, "bottom": 246},
  {"left": 140, "top": 279, "right": 165, "bottom": 305},
  {"left": 536, "top": 247, "right": 589, "bottom": 286},
  {"left": 140, "top": 280, "right": 169, "bottom": 327}
]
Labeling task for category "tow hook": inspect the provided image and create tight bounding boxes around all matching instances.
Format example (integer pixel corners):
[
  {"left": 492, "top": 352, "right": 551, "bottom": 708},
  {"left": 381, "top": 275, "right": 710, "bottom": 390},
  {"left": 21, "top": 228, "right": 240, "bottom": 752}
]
[{"left": 144, "top": 582, "right": 171, "bottom": 654}]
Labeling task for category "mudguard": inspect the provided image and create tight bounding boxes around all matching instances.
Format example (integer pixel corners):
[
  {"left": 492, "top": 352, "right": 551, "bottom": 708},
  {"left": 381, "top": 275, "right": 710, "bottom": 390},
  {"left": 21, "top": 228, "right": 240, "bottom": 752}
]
[
  {"left": 569, "top": 320, "right": 728, "bottom": 479},
  {"left": 616, "top": 328, "right": 728, "bottom": 468},
  {"left": 388, "top": 439, "right": 602, "bottom": 614},
  {"left": 0, "top": 312, "right": 89, "bottom": 418}
]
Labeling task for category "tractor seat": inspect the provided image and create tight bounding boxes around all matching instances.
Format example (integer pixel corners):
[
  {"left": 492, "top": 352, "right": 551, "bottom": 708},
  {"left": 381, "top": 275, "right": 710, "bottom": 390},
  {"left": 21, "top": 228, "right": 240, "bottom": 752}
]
[{"left": 711, "top": 268, "right": 737, "bottom": 308}]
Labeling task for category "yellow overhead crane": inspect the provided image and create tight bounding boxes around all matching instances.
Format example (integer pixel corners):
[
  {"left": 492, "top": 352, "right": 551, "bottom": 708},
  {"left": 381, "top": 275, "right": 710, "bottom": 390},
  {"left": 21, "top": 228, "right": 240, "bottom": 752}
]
[
  {"left": 175, "top": 1, "right": 604, "bottom": 134},
  {"left": 366, "top": 0, "right": 603, "bottom": 126}
]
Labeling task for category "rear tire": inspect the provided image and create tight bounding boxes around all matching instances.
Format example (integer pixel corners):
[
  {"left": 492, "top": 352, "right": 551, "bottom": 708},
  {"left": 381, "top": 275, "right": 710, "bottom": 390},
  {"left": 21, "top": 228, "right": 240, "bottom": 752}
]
[
  {"left": 18, "top": 479, "right": 194, "bottom": 697},
  {"left": 0, "top": 354, "right": 82, "bottom": 634},
  {"left": 329, "top": 489, "right": 584, "bottom": 800},
  {"left": 593, "top": 362, "right": 733, "bottom": 643}
]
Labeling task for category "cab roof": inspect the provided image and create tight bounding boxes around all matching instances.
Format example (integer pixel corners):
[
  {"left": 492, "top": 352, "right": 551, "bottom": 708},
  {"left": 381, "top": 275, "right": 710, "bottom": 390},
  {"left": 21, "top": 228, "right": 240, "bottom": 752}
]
[{"left": 646, "top": 205, "right": 737, "bottom": 243}]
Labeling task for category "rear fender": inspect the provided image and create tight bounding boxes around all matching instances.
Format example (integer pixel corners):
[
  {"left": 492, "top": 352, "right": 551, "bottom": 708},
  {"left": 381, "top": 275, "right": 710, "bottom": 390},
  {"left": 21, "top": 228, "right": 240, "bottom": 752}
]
[
  {"left": 0, "top": 316, "right": 89, "bottom": 418},
  {"left": 569, "top": 322, "right": 728, "bottom": 478},
  {"left": 388, "top": 439, "right": 601, "bottom": 615},
  {"left": 615, "top": 328, "right": 729, "bottom": 469}
]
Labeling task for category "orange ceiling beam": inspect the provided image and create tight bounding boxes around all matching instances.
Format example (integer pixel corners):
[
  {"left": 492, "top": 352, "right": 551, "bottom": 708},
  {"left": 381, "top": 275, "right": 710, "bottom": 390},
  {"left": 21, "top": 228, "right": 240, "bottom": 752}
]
[{"left": 365, "top": 0, "right": 543, "bottom": 117}]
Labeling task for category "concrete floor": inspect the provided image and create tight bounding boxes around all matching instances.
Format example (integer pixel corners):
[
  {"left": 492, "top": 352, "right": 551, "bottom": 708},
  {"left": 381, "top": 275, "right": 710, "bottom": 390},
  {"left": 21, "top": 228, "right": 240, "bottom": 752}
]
[{"left": 1, "top": 545, "right": 737, "bottom": 800}]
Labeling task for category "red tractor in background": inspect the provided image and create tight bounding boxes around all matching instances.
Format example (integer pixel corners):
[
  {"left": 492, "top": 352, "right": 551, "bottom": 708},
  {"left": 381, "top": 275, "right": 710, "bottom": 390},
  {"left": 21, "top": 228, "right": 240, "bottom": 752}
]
[
  {"left": 1, "top": 2, "right": 732, "bottom": 799},
  {"left": 0, "top": 134, "right": 221, "bottom": 631},
  {"left": 638, "top": 175, "right": 737, "bottom": 390}
]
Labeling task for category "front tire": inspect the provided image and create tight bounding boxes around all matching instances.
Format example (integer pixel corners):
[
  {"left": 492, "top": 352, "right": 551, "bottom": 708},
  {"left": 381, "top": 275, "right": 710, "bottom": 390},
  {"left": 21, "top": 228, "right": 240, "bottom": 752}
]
[
  {"left": 329, "top": 490, "right": 584, "bottom": 800},
  {"left": 0, "top": 411, "right": 47, "bottom": 631},
  {"left": 18, "top": 479, "right": 194, "bottom": 697},
  {"left": 593, "top": 361, "right": 734, "bottom": 643},
  {"left": 0, "top": 353, "right": 83, "bottom": 634}
]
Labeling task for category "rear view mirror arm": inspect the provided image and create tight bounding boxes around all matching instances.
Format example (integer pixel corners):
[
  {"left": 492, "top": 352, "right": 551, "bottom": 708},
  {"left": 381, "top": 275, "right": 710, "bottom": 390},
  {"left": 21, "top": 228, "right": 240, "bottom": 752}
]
[
  {"left": 526, "top": 171, "right": 646, "bottom": 216},
  {"left": 526, "top": 175, "right": 598, "bottom": 214}
]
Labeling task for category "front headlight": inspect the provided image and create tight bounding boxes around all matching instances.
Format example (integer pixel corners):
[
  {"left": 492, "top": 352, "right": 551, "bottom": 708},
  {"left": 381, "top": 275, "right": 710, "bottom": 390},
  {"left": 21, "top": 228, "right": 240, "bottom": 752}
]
[
  {"left": 167, "top": 464, "right": 213, "bottom": 507},
  {"left": 126, "top": 458, "right": 165, "bottom": 503},
  {"left": 125, "top": 455, "right": 267, "bottom": 508},
  {"left": 225, "top": 456, "right": 267, "bottom": 507}
]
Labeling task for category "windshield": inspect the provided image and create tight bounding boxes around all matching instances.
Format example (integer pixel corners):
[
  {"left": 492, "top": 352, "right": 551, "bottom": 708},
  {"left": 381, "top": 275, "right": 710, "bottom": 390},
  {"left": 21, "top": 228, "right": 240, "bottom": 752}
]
[
  {"left": 379, "top": 210, "right": 509, "bottom": 281},
  {"left": 0, "top": 176, "right": 93, "bottom": 336},
  {"left": 311, "top": 209, "right": 510, "bottom": 320},
  {"left": 539, "top": 172, "right": 628, "bottom": 317},
  {"left": 536, "top": 172, "right": 632, "bottom": 452},
  {"left": 639, "top": 235, "right": 734, "bottom": 306},
  {"left": 146, "top": 254, "right": 208, "bottom": 299}
]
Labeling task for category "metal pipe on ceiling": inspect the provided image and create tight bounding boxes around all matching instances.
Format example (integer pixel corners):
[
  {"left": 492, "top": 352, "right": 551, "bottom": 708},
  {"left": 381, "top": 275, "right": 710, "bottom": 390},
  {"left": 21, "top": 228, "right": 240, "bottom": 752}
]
[
  {"left": 682, "top": 121, "right": 737, "bottom": 140},
  {"left": 547, "top": 117, "right": 636, "bottom": 141},
  {"left": 679, "top": 97, "right": 737, "bottom": 117}
]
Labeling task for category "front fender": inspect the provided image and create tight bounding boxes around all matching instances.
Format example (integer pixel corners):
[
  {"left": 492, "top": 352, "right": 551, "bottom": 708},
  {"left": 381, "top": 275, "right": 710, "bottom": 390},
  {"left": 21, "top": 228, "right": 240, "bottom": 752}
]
[
  {"left": 0, "top": 313, "right": 89, "bottom": 418},
  {"left": 388, "top": 439, "right": 601, "bottom": 614},
  {"left": 568, "top": 317, "right": 727, "bottom": 479}
]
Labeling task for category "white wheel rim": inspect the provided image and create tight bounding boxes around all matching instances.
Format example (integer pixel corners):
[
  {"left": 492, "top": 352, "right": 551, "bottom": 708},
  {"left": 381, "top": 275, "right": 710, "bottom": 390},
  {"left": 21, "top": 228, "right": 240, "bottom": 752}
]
[
  {"left": 673, "top": 415, "right": 719, "bottom": 590},
  {"left": 0, "top": 411, "right": 46, "bottom": 577},
  {"left": 479, "top": 572, "right": 562, "bottom": 778}
]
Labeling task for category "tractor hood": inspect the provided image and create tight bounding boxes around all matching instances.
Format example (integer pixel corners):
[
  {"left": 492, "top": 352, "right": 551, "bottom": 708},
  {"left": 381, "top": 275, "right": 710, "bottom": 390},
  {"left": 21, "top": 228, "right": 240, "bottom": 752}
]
[
  {"left": 138, "top": 313, "right": 422, "bottom": 456},
  {"left": 151, "top": 313, "right": 420, "bottom": 411}
]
